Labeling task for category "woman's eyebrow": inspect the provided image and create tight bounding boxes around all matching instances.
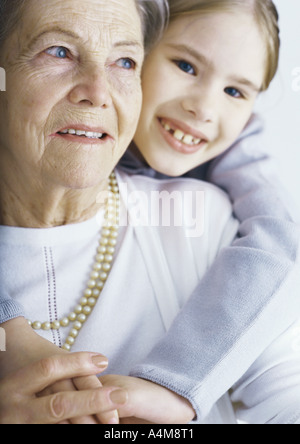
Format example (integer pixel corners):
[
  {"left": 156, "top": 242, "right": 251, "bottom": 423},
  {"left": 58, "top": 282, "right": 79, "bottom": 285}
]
[
  {"left": 28, "top": 27, "right": 81, "bottom": 49},
  {"left": 113, "top": 40, "right": 144, "bottom": 50},
  {"left": 28, "top": 27, "right": 143, "bottom": 52}
]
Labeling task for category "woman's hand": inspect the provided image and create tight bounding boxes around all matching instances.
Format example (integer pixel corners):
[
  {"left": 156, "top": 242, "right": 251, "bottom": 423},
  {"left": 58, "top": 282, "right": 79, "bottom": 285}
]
[
  {"left": 100, "top": 375, "right": 196, "bottom": 424},
  {"left": 0, "top": 318, "right": 119, "bottom": 424},
  {"left": 0, "top": 353, "right": 128, "bottom": 424}
]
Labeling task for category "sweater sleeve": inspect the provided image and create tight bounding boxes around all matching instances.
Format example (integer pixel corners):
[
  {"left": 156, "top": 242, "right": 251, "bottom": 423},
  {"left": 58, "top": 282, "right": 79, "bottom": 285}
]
[
  {"left": 130, "top": 114, "right": 300, "bottom": 421},
  {"left": 0, "top": 292, "right": 25, "bottom": 324},
  {"left": 231, "top": 319, "right": 300, "bottom": 425}
]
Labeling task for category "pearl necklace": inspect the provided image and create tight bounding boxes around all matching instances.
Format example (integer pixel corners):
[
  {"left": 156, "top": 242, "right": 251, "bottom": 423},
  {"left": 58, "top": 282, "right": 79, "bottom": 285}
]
[{"left": 28, "top": 172, "right": 120, "bottom": 351}]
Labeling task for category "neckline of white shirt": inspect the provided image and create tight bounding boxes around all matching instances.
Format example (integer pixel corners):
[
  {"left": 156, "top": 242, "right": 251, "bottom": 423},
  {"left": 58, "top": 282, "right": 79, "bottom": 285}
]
[{"left": 0, "top": 210, "right": 104, "bottom": 246}]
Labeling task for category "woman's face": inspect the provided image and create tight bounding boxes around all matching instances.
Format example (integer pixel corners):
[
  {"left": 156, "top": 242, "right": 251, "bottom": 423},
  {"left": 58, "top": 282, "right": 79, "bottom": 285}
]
[
  {"left": 0, "top": 0, "right": 144, "bottom": 189},
  {"left": 134, "top": 11, "right": 266, "bottom": 177}
]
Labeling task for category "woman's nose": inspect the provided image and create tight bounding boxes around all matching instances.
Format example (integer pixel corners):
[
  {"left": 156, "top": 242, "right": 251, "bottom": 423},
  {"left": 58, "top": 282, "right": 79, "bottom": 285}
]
[
  {"left": 68, "top": 67, "right": 113, "bottom": 108},
  {"left": 181, "top": 87, "right": 216, "bottom": 123}
]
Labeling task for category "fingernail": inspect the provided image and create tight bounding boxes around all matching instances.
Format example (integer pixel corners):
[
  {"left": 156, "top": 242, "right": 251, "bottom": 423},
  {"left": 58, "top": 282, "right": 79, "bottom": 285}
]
[
  {"left": 91, "top": 355, "right": 109, "bottom": 369},
  {"left": 109, "top": 389, "right": 128, "bottom": 405}
]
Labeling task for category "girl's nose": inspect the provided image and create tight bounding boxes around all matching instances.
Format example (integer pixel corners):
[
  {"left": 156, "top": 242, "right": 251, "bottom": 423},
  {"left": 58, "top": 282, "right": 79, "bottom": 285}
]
[
  {"left": 68, "top": 67, "right": 113, "bottom": 109},
  {"left": 181, "top": 87, "right": 216, "bottom": 123}
]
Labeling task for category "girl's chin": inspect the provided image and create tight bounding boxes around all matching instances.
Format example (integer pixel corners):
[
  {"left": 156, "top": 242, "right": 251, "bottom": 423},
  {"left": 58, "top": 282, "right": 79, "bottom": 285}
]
[{"left": 143, "top": 149, "right": 195, "bottom": 177}]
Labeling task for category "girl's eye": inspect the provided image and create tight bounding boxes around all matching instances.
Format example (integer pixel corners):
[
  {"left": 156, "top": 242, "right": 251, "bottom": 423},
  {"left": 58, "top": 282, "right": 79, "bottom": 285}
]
[
  {"left": 45, "top": 46, "right": 70, "bottom": 59},
  {"left": 174, "top": 60, "right": 196, "bottom": 76},
  {"left": 116, "top": 58, "right": 136, "bottom": 70},
  {"left": 224, "top": 87, "right": 243, "bottom": 99}
]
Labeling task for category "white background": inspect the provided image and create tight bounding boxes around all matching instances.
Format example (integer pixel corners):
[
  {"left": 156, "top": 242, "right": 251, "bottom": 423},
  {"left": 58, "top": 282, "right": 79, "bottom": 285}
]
[{"left": 255, "top": 0, "right": 300, "bottom": 211}]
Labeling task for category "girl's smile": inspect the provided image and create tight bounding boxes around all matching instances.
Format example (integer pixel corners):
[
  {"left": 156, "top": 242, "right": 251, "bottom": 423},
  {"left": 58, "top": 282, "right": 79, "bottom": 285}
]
[{"left": 157, "top": 117, "right": 209, "bottom": 155}]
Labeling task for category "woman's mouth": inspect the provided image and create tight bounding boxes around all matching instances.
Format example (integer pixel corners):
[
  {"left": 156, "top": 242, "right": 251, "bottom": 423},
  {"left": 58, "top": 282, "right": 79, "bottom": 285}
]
[
  {"left": 53, "top": 126, "right": 112, "bottom": 145},
  {"left": 158, "top": 118, "right": 208, "bottom": 155},
  {"left": 58, "top": 129, "right": 107, "bottom": 140}
]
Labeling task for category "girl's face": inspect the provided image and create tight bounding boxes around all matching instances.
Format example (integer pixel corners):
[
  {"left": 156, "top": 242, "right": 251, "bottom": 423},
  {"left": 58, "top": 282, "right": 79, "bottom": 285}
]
[{"left": 134, "top": 11, "right": 266, "bottom": 176}]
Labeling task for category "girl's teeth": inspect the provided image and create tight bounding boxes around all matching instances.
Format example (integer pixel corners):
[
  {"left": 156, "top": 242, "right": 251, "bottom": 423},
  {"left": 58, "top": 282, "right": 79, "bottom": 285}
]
[
  {"left": 161, "top": 120, "right": 203, "bottom": 146},
  {"left": 182, "top": 134, "right": 194, "bottom": 145},
  {"left": 174, "top": 129, "right": 185, "bottom": 141}
]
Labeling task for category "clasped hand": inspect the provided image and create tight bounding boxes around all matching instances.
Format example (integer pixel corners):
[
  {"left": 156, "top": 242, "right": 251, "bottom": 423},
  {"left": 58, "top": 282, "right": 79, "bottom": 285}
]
[{"left": 0, "top": 353, "right": 195, "bottom": 424}]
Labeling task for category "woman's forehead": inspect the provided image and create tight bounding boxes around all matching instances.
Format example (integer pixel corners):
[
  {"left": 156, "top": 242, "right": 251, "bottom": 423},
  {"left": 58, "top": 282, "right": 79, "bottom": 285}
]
[{"left": 20, "top": 0, "right": 143, "bottom": 45}]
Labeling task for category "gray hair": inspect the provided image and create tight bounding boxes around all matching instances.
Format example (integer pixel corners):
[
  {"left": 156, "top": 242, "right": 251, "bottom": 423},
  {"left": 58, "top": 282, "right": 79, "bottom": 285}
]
[
  {"left": 0, "top": 0, "right": 169, "bottom": 51},
  {"left": 136, "top": 0, "right": 169, "bottom": 51},
  {"left": 0, "top": 0, "right": 25, "bottom": 48}
]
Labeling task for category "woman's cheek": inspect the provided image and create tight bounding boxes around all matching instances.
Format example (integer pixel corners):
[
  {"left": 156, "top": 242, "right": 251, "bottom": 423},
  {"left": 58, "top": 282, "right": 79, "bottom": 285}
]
[{"left": 119, "top": 88, "right": 143, "bottom": 145}]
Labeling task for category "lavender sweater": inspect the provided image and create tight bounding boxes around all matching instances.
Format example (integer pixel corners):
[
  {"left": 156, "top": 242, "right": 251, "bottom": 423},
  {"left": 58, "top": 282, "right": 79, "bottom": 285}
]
[{"left": 121, "top": 114, "right": 300, "bottom": 421}]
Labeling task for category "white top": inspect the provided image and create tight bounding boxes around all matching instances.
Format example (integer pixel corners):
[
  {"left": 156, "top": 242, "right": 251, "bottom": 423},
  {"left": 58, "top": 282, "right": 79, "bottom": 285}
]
[
  {"left": 1, "top": 170, "right": 300, "bottom": 424},
  {"left": 0, "top": 170, "right": 238, "bottom": 359}
]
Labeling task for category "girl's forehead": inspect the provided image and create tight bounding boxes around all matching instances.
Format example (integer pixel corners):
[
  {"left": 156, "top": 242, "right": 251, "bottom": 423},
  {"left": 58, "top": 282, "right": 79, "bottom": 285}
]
[
  {"left": 162, "top": 11, "right": 264, "bottom": 62},
  {"left": 160, "top": 11, "right": 266, "bottom": 91},
  {"left": 165, "top": 10, "right": 260, "bottom": 44}
]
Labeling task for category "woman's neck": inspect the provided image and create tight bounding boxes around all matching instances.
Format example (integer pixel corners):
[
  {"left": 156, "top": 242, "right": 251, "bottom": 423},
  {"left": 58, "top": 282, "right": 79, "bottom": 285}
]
[{"left": 0, "top": 176, "right": 108, "bottom": 228}]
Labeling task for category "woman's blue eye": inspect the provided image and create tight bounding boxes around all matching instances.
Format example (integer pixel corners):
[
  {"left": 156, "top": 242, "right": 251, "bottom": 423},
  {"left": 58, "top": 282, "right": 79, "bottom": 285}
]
[
  {"left": 225, "top": 87, "right": 243, "bottom": 99},
  {"left": 175, "top": 60, "right": 196, "bottom": 76},
  {"left": 45, "top": 46, "right": 69, "bottom": 59},
  {"left": 116, "top": 58, "right": 136, "bottom": 70}
]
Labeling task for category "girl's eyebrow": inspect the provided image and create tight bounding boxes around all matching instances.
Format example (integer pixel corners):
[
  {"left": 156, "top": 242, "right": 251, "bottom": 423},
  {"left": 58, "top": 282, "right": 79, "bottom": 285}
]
[
  {"left": 165, "top": 43, "right": 211, "bottom": 66},
  {"left": 228, "top": 76, "right": 261, "bottom": 93},
  {"left": 166, "top": 43, "right": 261, "bottom": 92}
]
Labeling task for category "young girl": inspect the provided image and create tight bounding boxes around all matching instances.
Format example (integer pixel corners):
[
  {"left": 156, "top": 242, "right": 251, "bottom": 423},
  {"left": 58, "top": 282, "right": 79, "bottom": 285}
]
[
  {"left": 108, "top": 0, "right": 300, "bottom": 423},
  {"left": 1, "top": 0, "right": 300, "bottom": 424}
]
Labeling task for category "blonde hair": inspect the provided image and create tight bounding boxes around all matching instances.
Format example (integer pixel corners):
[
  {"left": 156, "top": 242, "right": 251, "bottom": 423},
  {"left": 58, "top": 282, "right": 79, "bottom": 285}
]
[{"left": 168, "top": 0, "right": 280, "bottom": 91}]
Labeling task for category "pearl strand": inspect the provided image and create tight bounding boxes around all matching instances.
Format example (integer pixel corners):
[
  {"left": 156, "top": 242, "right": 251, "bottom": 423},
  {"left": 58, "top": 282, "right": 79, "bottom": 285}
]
[{"left": 28, "top": 172, "right": 120, "bottom": 351}]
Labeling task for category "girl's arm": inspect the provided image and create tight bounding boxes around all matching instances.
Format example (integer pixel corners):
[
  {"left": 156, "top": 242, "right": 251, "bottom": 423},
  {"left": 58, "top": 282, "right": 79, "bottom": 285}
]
[
  {"left": 231, "top": 319, "right": 300, "bottom": 424},
  {"left": 0, "top": 291, "right": 24, "bottom": 324},
  {"left": 129, "top": 114, "right": 300, "bottom": 421}
]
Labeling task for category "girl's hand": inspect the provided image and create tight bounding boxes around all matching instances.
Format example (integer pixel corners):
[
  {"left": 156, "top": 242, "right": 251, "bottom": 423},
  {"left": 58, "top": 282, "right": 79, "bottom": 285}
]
[{"left": 100, "top": 374, "right": 196, "bottom": 424}]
